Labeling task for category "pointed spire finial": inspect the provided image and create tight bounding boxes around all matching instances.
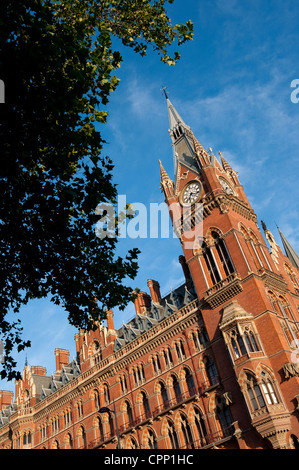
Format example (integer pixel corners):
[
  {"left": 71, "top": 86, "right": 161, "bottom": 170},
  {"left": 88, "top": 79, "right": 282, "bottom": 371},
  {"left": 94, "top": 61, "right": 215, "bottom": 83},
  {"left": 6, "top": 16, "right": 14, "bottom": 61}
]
[{"left": 160, "top": 86, "right": 169, "bottom": 100}]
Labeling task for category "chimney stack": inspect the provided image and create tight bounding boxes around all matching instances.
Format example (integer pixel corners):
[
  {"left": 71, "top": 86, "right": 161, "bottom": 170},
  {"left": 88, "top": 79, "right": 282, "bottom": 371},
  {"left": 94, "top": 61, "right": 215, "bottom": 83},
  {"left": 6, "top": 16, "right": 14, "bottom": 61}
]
[
  {"left": 106, "top": 309, "right": 115, "bottom": 331},
  {"left": 0, "top": 391, "right": 13, "bottom": 411},
  {"left": 147, "top": 280, "right": 161, "bottom": 304},
  {"left": 55, "top": 348, "right": 70, "bottom": 373},
  {"left": 31, "top": 366, "right": 47, "bottom": 376}
]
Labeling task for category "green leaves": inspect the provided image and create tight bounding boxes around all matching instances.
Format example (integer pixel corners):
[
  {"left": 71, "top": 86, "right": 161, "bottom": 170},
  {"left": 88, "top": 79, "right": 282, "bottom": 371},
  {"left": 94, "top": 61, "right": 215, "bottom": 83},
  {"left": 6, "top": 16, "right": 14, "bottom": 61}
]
[{"left": 0, "top": 0, "right": 193, "bottom": 380}]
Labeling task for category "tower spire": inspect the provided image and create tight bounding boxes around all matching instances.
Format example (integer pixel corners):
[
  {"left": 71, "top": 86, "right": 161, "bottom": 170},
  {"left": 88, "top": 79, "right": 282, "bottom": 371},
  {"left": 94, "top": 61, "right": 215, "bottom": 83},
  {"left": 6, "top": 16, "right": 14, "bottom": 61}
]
[{"left": 277, "top": 227, "right": 299, "bottom": 269}]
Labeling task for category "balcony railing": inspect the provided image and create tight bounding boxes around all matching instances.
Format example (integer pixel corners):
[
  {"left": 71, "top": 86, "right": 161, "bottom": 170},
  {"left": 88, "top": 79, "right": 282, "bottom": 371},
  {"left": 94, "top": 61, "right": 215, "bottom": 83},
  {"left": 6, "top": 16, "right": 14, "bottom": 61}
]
[
  {"left": 203, "top": 272, "right": 242, "bottom": 308},
  {"left": 180, "top": 425, "right": 235, "bottom": 449}
]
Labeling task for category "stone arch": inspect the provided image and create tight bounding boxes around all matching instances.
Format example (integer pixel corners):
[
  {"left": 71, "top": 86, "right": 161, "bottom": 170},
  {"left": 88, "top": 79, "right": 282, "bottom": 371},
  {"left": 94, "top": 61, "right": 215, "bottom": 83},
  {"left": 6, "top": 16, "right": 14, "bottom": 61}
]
[
  {"left": 205, "top": 226, "right": 224, "bottom": 246},
  {"left": 141, "top": 425, "right": 158, "bottom": 449},
  {"left": 239, "top": 222, "right": 249, "bottom": 238}
]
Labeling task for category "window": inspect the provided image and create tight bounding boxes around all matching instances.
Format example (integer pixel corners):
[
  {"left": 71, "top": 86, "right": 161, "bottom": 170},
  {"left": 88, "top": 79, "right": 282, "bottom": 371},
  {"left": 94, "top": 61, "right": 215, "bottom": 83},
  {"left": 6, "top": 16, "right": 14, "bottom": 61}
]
[
  {"left": 192, "top": 328, "right": 209, "bottom": 350},
  {"left": 92, "top": 340, "right": 102, "bottom": 362},
  {"left": 204, "top": 357, "right": 219, "bottom": 386},
  {"left": 171, "top": 375, "right": 182, "bottom": 403},
  {"left": 246, "top": 375, "right": 266, "bottom": 411},
  {"left": 77, "top": 401, "right": 83, "bottom": 417},
  {"left": 194, "top": 408, "right": 207, "bottom": 446},
  {"left": 175, "top": 340, "right": 186, "bottom": 361},
  {"left": 163, "top": 348, "right": 173, "bottom": 368},
  {"left": 212, "top": 232, "right": 235, "bottom": 277},
  {"left": 120, "top": 375, "right": 128, "bottom": 394},
  {"left": 160, "top": 382, "right": 169, "bottom": 409},
  {"left": 94, "top": 390, "right": 100, "bottom": 409},
  {"left": 202, "top": 242, "right": 221, "bottom": 285},
  {"left": 64, "top": 409, "right": 72, "bottom": 426},
  {"left": 133, "top": 364, "right": 145, "bottom": 386},
  {"left": 78, "top": 426, "right": 87, "bottom": 449},
  {"left": 103, "top": 384, "right": 110, "bottom": 404},
  {"left": 125, "top": 401, "right": 134, "bottom": 427},
  {"left": 152, "top": 354, "right": 161, "bottom": 375},
  {"left": 180, "top": 414, "right": 194, "bottom": 449},
  {"left": 244, "top": 327, "right": 260, "bottom": 352},
  {"left": 260, "top": 373, "right": 279, "bottom": 405},
  {"left": 108, "top": 414, "right": 114, "bottom": 436},
  {"left": 141, "top": 392, "right": 151, "bottom": 419},
  {"left": 167, "top": 420, "right": 179, "bottom": 449},
  {"left": 185, "top": 369, "right": 196, "bottom": 396},
  {"left": 52, "top": 416, "right": 59, "bottom": 434},
  {"left": 130, "top": 437, "right": 138, "bottom": 449},
  {"left": 230, "top": 329, "right": 247, "bottom": 358},
  {"left": 147, "top": 429, "right": 158, "bottom": 449},
  {"left": 66, "top": 433, "right": 73, "bottom": 449}
]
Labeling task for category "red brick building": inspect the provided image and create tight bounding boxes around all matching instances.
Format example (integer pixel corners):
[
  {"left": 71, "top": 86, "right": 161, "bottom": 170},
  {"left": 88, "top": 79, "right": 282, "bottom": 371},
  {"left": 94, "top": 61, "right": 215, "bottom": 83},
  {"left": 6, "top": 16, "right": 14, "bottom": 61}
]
[{"left": 0, "top": 97, "right": 299, "bottom": 450}]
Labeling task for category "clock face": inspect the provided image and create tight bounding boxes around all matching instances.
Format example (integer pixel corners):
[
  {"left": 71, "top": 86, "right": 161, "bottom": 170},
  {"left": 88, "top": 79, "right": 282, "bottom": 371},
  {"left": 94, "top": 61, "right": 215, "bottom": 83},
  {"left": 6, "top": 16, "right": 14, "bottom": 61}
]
[
  {"left": 181, "top": 181, "right": 202, "bottom": 204},
  {"left": 219, "top": 179, "right": 234, "bottom": 194}
]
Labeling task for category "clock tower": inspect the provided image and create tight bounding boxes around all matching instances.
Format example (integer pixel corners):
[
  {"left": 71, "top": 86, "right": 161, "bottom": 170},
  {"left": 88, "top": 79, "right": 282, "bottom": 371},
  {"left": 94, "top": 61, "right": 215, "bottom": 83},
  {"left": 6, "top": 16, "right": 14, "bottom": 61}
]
[{"left": 159, "top": 95, "right": 299, "bottom": 449}]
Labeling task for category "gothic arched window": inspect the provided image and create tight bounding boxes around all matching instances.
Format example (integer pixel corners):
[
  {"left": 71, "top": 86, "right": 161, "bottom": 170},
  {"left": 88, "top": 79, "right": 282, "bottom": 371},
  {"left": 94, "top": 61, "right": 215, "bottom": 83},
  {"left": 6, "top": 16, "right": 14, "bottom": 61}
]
[
  {"left": 160, "top": 382, "right": 169, "bottom": 409},
  {"left": 180, "top": 414, "right": 194, "bottom": 449},
  {"left": 124, "top": 401, "right": 134, "bottom": 427},
  {"left": 230, "top": 329, "right": 247, "bottom": 358},
  {"left": 246, "top": 374, "right": 266, "bottom": 411},
  {"left": 184, "top": 368, "right": 196, "bottom": 396},
  {"left": 167, "top": 420, "right": 179, "bottom": 449},
  {"left": 194, "top": 408, "right": 207, "bottom": 446},
  {"left": 212, "top": 231, "right": 235, "bottom": 277},
  {"left": 147, "top": 429, "right": 158, "bottom": 449},
  {"left": 204, "top": 357, "right": 219, "bottom": 386},
  {"left": 171, "top": 375, "right": 182, "bottom": 403}
]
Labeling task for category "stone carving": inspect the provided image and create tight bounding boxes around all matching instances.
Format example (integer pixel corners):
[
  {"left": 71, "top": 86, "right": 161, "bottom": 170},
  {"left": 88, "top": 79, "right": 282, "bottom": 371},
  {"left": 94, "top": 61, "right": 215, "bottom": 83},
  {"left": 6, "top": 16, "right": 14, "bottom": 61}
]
[{"left": 283, "top": 362, "right": 299, "bottom": 379}]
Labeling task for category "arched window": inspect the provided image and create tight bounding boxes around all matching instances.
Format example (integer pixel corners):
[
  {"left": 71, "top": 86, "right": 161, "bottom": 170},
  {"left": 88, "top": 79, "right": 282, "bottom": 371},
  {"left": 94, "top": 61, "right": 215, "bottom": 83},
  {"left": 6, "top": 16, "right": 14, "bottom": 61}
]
[
  {"left": 246, "top": 374, "right": 266, "bottom": 411},
  {"left": 66, "top": 433, "right": 73, "bottom": 449},
  {"left": 244, "top": 327, "right": 260, "bottom": 352},
  {"left": 147, "top": 429, "right": 158, "bottom": 449},
  {"left": 185, "top": 369, "right": 196, "bottom": 396},
  {"left": 152, "top": 354, "right": 161, "bottom": 375},
  {"left": 204, "top": 357, "right": 219, "bottom": 386},
  {"left": 53, "top": 440, "right": 60, "bottom": 449},
  {"left": 97, "top": 416, "right": 104, "bottom": 442},
  {"left": 194, "top": 408, "right": 207, "bottom": 446},
  {"left": 92, "top": 340, "right": 102, "bottom": 362},
  {"left": 108, "top": 413, "right": 114, "bottom": 436},
  {"left": 202, "top": 241, "right": 221, "bottom": 285},
  {"left": 175, "top": 340, "right": 186, "bottom": 361},
  {"left": 120, "top": 374, "right": 127, "bottom": 394},
  {"left": 216, "top": 405, "right": 232, "bottom": 432},
  {"left": 163, "top": 347, "right": 173, "bottom": 368},
  {"left": 141, "top": 392, "right": 151, "bottom": 419},
  {"left": 160, "top": 382, "right": 169, "bottom": 409},
  {"left": 94, "top": 390, "right": 100, "bottom": 410},
  {"left": 103, "top": 384, "right": 110, "bottom": 405},
  {"left": 192, "top": 328, "right": 209, "bottom": 350},
  {"left": 167, "top": 420, "right": 179, "bottom": 449},
  {"left": 129, "top": 437, "right": 138, "bottom": 449},
  {"left": 230, "top": 329, "right": 247, "bottom": 358},
  {"left": 125, "top": 400, "right": 134, "bottom": 427},
  {"left": 260, "top": 371, "right": 279, "bottom": 406},
  {"left": 171, "top": 375, "right": 182, "bottom": 403},
  {"left": 212, "top": 231, "right": 235, "bottom": 277},
  {"left": 180, "top": 414, "right": 194, "bottom": 449}
]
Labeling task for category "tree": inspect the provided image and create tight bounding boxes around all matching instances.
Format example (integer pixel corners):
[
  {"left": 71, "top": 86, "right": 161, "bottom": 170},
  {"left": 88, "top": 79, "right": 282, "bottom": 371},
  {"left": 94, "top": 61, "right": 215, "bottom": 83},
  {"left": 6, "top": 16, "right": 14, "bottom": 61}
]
[{"left": 0, "top": 0, "right": 193, "bottom": 380}]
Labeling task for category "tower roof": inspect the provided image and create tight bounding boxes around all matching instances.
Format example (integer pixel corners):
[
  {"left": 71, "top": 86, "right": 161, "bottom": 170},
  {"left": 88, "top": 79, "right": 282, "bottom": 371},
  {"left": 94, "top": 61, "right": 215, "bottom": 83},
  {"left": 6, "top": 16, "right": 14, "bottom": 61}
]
[
  {"left": 278, "top": 227, "right": 299, "bottom": 269},
  {"left": 166, "top": 97, "right": 190, "bottom": 133}
]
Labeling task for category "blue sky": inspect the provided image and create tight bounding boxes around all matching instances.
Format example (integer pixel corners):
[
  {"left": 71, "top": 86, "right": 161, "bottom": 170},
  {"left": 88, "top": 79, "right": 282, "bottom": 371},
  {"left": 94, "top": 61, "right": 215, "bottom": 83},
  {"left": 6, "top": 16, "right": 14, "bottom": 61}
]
[{"left": 1, "top": 0, "right": 299, "bottom": 393}]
